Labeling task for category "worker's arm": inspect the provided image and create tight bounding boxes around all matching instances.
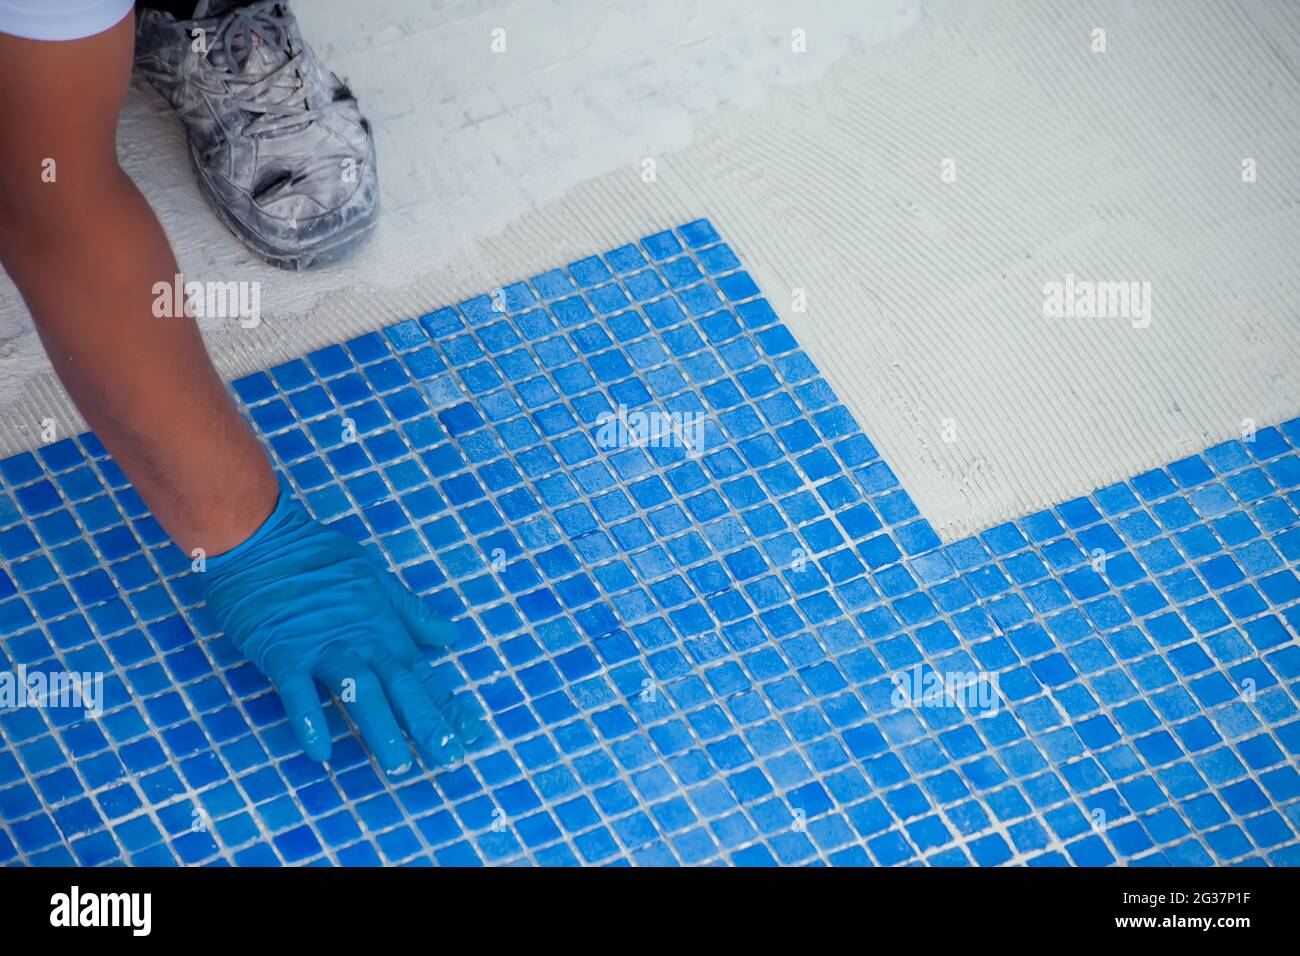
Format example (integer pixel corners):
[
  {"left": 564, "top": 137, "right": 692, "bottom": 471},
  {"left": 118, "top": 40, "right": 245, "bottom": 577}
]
[{"left": 0, "top": 17, "right": 483, "bottom": 772}]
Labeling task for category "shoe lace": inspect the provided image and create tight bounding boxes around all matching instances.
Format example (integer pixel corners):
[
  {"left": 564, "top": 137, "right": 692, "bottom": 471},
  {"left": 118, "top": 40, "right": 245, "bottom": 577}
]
[{"left": 184, "top": 0, "right": 342, "bottom": 137}]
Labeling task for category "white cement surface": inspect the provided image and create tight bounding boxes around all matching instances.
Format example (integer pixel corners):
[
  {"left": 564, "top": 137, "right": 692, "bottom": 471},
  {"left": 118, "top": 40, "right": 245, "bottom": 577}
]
[{"left": 1, "top": 0, "right": 1298, "bottom": 542}]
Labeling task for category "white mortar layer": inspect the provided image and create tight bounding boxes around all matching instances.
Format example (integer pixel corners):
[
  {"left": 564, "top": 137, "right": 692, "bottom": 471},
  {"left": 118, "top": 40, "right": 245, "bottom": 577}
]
[
  {"left": 1, "top": 0, "right": 1297, "bottom": 543},
  {"left": 0, "top": 0, "right": 921, "bottom": 432}
]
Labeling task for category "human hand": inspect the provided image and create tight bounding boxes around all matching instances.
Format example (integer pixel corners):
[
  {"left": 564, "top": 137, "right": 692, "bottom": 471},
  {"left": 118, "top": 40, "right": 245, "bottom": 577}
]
[{"left": 198, "top": 485, "right": 485, "bottom": 774}]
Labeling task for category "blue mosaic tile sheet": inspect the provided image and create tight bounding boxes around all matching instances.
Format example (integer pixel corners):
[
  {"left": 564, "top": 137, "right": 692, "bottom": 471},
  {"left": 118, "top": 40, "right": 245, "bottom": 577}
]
[{"left": 2, "top": 219, "right": 1300, "bottom": 867}]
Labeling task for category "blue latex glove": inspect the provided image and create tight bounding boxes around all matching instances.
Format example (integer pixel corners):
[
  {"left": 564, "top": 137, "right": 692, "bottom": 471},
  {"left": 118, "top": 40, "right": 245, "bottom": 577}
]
[{"left": 199, "top": 485, "right": 485, "bottom": 774}]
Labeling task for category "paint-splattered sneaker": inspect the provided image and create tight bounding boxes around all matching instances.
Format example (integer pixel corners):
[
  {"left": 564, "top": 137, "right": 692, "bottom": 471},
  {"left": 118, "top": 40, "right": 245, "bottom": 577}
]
[{"left": 134, "top": 1, "right": 379, "bottom": 270}]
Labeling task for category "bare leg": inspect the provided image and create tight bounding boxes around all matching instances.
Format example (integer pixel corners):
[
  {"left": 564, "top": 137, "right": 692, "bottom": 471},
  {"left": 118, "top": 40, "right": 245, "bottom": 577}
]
[{"left": 0, "top": 14, "right": 277, "bottom": 556}]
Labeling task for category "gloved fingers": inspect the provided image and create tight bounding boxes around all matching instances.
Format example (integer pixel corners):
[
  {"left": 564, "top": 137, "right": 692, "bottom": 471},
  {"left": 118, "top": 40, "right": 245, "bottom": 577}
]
[
  {"left": 440, "top": 692, "right": 489, "bottom": 747},
  {"left": 379, "top": 573, "right": 460, "bottom": 648},
  {"left": 396, "top": 647, "right": 488, "bottom": 749},
  {"left": 417, "top": 657, "right": 460, "bottom": 706},
  {"left": 278, "top": 671, "right": 332, "bottom": 762},
  {"left": 417, "top": 665, "right": 488, "bottom": 747},
  {"left": 317, "top": 650, "right": 414, "bottom": 776},
  {"left": 370, "top": 653, "right": 465, "bottom": 767}
]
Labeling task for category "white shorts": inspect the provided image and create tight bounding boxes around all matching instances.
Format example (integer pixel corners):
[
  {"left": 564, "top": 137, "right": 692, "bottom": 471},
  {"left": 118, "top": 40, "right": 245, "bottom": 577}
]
[{"left": 0, "top": 0, "right": 135, "bottom": 41}]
